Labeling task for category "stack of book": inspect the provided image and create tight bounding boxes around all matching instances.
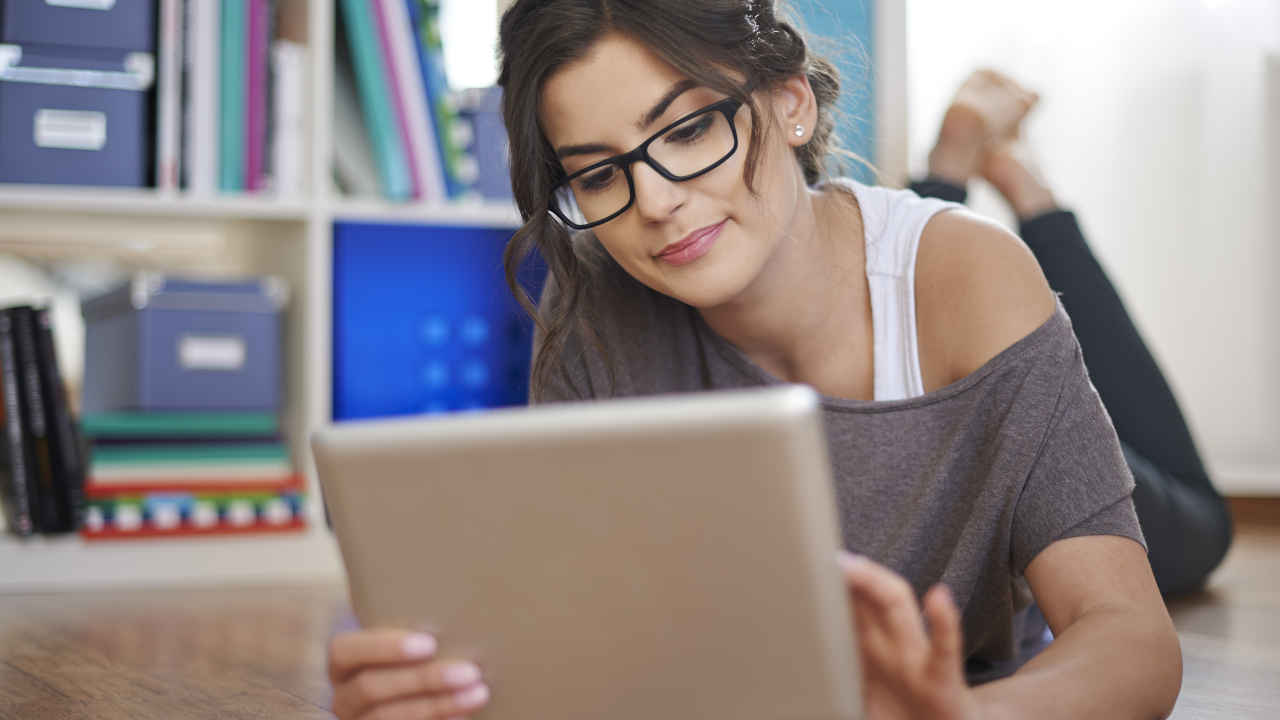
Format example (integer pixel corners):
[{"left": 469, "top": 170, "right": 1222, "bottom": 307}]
[
  {"left": 79, "top": 411, "right": 305, "bottom": 540},
  {"left": 337, "top": 0, "right": 508, "bottom": 203},
  {"left": 0, "top": 306, "right": 85, "bottom": 538},
  {"left": 162, "top": 0, "right": 308, "bottom": 195}
]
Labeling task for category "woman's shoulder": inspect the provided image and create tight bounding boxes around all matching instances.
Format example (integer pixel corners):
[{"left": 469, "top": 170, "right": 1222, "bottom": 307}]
[{"left": 914, "top": 208, "right": 1059, "bottom": 386}]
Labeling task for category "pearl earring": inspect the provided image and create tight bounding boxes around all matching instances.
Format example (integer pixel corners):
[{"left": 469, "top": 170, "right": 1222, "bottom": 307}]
[{"left": 794, "top": 125, "right": 805, "bottom": 137}]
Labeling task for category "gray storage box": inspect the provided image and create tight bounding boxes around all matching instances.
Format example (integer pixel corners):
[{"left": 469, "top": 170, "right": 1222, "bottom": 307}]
[{"left": 82, "top": 274, "right": 288, "bottom": 413}]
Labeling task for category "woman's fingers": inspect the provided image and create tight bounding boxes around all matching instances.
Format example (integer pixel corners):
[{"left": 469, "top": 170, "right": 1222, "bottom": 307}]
[
  {"left": 923, "top": 583, "right": 965, "bottom": 682},
  {"left": 351, "top": 682, "right": 490, "bottom": 720},
  {"left": 329, "top": 630, "right": 438, "bottom": 683},
  {"left": 840, "top": 553, "right": 930, "bottom": 653},
  {"left": 339, "top": 659, "right": 484, "bottom": 709}
]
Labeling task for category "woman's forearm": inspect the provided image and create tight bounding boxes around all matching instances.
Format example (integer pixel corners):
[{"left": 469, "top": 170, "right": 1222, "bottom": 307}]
[{"left": 972, "top": 606, "right": 1182, "bottom": 719}]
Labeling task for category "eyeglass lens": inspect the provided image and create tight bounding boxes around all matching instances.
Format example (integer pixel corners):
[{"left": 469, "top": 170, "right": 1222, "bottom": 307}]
[{"left": 553, "top": 105, "right": 736, "bottom": 228}]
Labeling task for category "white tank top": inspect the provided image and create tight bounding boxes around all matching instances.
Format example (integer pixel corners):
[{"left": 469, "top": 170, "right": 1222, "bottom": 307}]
[{"left": 829, "top": 179, "right": 961, "bottom": 402}]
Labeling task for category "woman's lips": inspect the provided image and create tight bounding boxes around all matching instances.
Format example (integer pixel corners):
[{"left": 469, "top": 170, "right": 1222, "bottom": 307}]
[{"left": 657, "top": 219, "right": 727, "bottom": 266}]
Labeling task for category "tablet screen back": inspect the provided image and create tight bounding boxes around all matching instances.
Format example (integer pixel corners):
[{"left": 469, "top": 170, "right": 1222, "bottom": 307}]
[{"left": 313, "top": 385, "right": 862, "bottom": 719}]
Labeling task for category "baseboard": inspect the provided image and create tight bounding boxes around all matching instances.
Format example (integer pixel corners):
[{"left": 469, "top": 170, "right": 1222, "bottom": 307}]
[{"left": 1227, "top": 496, "right": 1280, "bottom": 527}]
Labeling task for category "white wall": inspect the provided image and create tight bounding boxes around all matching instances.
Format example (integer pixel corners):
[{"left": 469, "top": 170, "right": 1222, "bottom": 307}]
[{"left": 907, "top": 0, "right": 1280, "bottom": 493}]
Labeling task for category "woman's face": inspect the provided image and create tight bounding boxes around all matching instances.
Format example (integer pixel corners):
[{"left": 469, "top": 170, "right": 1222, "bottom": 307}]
[{"left": 539, "top": 32, "right": 814, "bottom": 309}]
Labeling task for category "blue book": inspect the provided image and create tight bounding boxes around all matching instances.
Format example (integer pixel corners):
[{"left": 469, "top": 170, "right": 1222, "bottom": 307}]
[
  {"left": 407, "top": 0, "right": 470, "bottom": 199},
  {"left": 219, "top": 0, "right": 246, "bottom": 192},
  {"left": 340, "top": 0, "right": 412, "bottom": 201}
]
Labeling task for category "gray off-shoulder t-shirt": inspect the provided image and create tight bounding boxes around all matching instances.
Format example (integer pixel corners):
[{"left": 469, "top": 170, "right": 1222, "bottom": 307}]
[{"left": 532, "top": 253, "right": 1145, "bottom": 682}]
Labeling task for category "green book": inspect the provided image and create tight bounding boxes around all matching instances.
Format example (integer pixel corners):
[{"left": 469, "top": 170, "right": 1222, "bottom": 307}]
[{"left": 81, "top": 412, "right": 279, "bottom": 438}]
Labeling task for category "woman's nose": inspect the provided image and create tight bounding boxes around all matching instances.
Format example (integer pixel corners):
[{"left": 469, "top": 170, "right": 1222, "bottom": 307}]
[{"left": 629, "top": 162, "right": 686, "bottom": 222}]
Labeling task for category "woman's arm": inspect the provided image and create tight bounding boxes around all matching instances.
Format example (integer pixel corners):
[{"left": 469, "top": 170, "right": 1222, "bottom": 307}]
[{"left": 974, "top": 535, "right": 1182, "bottom": 719}]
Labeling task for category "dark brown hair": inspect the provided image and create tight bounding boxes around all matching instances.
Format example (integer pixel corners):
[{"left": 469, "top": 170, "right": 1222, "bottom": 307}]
[{"left": 498, "top": 0, "right": 852, "bottom": 401}]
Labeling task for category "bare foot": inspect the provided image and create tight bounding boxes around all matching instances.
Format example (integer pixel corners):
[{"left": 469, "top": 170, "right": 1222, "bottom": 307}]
[
  {"left": 928, "top": 69, "right": 1039, "bottom": 185},
  {"left": 981, "top": 141, "right": 1058, "bottom": 221}
]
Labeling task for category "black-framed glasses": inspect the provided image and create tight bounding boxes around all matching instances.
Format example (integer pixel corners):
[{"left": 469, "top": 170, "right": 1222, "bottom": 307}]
[{"left": 548, "top": 97, "right": 745, "bottom": 230}]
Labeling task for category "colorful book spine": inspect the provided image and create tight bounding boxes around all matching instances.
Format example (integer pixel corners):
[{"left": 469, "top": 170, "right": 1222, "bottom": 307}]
[
  {"left": 382, "top": 0, "right": 447, "bottom": 202},
  {"left": 82, "top": 489, "right": 306, "bottom": 540},
  {"left": 270, "top": 40, "right": 307, "bottom": 196},
  {"left": 372, "top": 0, "right": 422, "bottom": 200},
  {"left": 410, "top": 0, "right": 470, "bottom": 199},
  {"left": 0, "top": 311, "right": 34, "bottom": 537},
  {"left": 339, "top": 0, "right": 412, "bottom": 200},
  {"left": 219, "top": 0, "right": 247, "bottom": 192},
  {"left": 185, "top": 0, "right": 221, "bottom": 194},
  {"left": 81, "top": 411, "right": 279, "bottom": 437},
  {"left": 245, "top": 0, "right": 269, "bottom": 192},
  {"left": 156, "top": 0, "right": 185, "bottom": 191},
  {"left": 34, "top": 308, "right": 84, "bottom": 532},
  {"left": 11, "top": 308, "right": 62, "bottom": 534}
]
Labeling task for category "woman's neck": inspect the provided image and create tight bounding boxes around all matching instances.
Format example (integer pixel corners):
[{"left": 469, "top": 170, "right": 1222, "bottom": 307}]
[{"left": 698, "top": 184, "right": 871, "bottom": 385}]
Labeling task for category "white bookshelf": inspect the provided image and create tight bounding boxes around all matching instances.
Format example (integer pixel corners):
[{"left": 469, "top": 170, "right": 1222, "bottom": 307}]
[{"left": 0, "top": 0, "right": 520, "bottom": 592}]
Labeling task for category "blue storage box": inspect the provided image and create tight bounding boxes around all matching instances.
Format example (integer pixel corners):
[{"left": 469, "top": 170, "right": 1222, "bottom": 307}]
[
  {"left": 0, "top": 44, "right": 153, "bottom": 186},
  {"left": 82, "top": 274, "right": 288, "bottom": 413},
  {"left": 333, "top": 222, "right": 544, "bottom": 421},
  {"left": 1, "top": 0, "right": 156, "bottom": 53}
]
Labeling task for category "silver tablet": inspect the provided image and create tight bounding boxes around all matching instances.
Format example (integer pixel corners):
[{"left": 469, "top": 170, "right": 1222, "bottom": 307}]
[{"left": 311, "top": 384, "right": 862, "bottom": 719}]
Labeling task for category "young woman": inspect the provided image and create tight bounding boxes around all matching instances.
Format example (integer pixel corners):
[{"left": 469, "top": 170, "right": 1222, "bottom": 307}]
[{"left": 326, "top": 3, "right": 1182, "bottom": 718}]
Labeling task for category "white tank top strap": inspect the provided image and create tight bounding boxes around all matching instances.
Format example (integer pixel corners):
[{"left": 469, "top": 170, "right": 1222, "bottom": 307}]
[{"left": 828, "top": 178, "right": 962, "bottom": 402}]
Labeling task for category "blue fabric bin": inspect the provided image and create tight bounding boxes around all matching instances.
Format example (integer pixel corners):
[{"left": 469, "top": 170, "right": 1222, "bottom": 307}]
[
  {"left": 82, "top": 274, "right": 288, "bottom": 413},
  {"left": 0, "top": 44, "right": 153, "bottom": 186},
  {"left": 0, "top": 0, "right": 156, "bottom": 53},
  {"left": 332, "top": 222, "right": 544, "bottom": 421}
]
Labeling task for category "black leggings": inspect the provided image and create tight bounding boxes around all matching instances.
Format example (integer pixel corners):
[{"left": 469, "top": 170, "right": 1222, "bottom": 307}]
[{"left": 912, "top": 179, "right": 1233, "bottom": 596}]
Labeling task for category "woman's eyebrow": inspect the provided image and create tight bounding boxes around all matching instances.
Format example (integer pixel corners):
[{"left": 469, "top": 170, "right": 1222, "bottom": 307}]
[
  {"left": 555, "top": 79, "right": 699, "bottom": 159},
  {"left": 637, "top": 79, "right": 698, "bottom": 130}
]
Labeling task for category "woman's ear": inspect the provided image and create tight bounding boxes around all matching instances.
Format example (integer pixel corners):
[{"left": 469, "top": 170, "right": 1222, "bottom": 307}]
[{"left": 771, "top": 74, "right": 819, "bottom": 147}]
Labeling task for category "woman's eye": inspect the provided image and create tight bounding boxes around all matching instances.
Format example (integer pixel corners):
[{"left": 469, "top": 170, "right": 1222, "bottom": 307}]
[
  {"left": 666, "top": 115, "right": 713, "bottom": 144},
  {"left": 576, "top": 166, "right": 618, "bottom": 192}
]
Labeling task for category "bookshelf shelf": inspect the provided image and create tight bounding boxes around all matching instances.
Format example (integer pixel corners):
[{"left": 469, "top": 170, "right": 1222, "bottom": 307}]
[
  {"left": 330, "top": 198, "right": 521, "bottom": 228},
  {"left": 0, "top": 0, "right": 533, "bottom": 592},
  {"left": 0, "top": 185, "right": 312, "bottom": 221},
  {"left": 0, "top": 528, "right": 343, "bottom": 591}
]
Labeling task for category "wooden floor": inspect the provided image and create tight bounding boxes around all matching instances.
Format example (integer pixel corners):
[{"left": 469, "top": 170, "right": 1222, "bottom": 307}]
[{"left": 1, "top": 524, "right": 1277, "bottom": 719}]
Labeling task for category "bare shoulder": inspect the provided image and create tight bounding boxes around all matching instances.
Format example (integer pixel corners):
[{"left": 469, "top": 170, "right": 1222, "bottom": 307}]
[{"left": 915, "top": 208, "right": 1057, "bottom": 383}]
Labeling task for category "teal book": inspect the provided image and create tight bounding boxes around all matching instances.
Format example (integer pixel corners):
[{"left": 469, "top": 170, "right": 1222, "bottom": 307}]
[
  {"left": 340, "top": 0, "right": 412, "bottom": 200},
  {"left": 91, "top": 443, "right": 289, "bottom": 466},
  {"left": 219, "top": 0, "right": 247, "bottom": 192},
  {"left": 82, "top": 412, "right": 279, "bottom": 438}
]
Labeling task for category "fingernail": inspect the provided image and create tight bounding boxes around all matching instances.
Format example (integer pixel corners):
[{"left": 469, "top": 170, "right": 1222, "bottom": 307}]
[
  {"left": 456, "top": 683, "right": 489, "bottom": 705},
  {"left": 838, "top": 552, "right": 868, "bottom": 571},
  {"left": 402, "top": 633, "right": 437, "bottom": 658},
  {"left": 442, "top": 662, "right": 481, "bottom": 687}
]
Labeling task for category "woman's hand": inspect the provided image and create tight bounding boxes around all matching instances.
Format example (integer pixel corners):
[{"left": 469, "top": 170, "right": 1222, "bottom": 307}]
[
  {"left": 328, "top": 629, "right": 491, "bottom": 720},
  {"left": 840, "top": 552, "right": 980, "bottom": 720}
]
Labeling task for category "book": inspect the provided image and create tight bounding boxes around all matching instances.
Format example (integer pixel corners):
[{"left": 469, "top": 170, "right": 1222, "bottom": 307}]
[
  {"left": 270, "top": 40, "right": 307, "bottom": 196},
  {"left": 339, "top": 0, "right": 412, "bottom": 200},
  {"left": 156, "top": 0, "right": 186, "bottom": 190},
  {"left": 10, "top": 307, "right": 64, "bottom": 534},
  {"left": 91, "top": 443, "right": 289, "bottom": 465},
  {"left": 184, "top": 0, "right": 221, "bottom": 194},
  {"left": 0, "top": 311, "right": 34, "bottom": 537},
  {"left": 33, "top": 308, "right": 83, "bottom": 533},
  {"left": 81, "top": 411, "right": 279, "bottom": 438},
  {"left": 455, "top": 85, "right": 514, "bottom": 201},
  {"left": 245, "top": 0, "right": 270, "bottom": 191},
  {"left": 372, "top": 0, "right": 422, "bottom": 200},
  {"left": 380, "top": 0, "right": 447, "bottom": 202},
  {"left": 82, "top": 488, "right": 306, "bottom": 540},
  {"left": 409, "top": 0, "right": 471, "bottom": 199},
  {"left": 332, "top": 43, "right": 381, "bottom": 197},
  {"left": 219, "top": 0, "right": 247, "bottom": 192}
]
